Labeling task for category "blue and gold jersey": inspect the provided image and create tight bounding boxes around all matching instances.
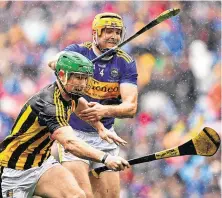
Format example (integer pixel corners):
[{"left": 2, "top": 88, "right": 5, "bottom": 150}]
[{"left": 64, "top": 42, "right": 137, "bottom": 132}]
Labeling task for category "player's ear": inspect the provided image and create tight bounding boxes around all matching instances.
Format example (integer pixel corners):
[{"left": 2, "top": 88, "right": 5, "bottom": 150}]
[
  {"left": 92, "top": 30, "right": 97, "bottom": 39},
  {"left": 58, "top": 70, "right": 66, "bottom": 83},
  {"left": 92, "top": 30, "right": 96, "bottom": 36},
  {"left": 58, "top": 70, "right": 65, "bottom": 77}
]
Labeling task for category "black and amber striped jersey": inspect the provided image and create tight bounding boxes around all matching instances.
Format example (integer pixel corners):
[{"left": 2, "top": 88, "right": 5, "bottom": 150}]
[{"left": 0, "top": 82, "right": 77, "bottom": 170}]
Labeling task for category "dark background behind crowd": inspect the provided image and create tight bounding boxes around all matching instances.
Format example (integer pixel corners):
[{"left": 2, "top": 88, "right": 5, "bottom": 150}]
[{"left": 0, "top": 1, "right": 221, "bottom": 198}]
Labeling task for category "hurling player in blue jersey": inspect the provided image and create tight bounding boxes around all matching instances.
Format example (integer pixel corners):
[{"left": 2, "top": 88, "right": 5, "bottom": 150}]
[{"left": 49, "top": 12, "right": 138, "bottom": 198}]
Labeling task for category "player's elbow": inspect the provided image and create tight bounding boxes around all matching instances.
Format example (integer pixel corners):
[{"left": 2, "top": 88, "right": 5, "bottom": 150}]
[
  {"left": 129, "top": 111, "right": 136, "bottom": 118},
  {"left": 128, "top": 104, "right": 137, "bottom": 117}
]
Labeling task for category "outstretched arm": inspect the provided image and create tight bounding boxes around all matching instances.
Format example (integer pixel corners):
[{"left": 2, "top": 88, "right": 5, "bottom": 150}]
[
  {"left": 75, "top": 97, "right": 127, "bottom": 146},
  {"left": 51, "top": 126, "right": 130, "bottom": 171}
]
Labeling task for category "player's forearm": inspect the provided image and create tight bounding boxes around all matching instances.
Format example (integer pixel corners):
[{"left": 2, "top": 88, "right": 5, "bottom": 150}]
[
  {"left": 89, "top": 121, "right": 105, "bottom": 134},
  {"left": 75, "top": 97, "right": 105, "bottom": 132},
  {"left": 104, "top": 102, "right": 137, "bottom": 118},
  {"left": 52, "top": 127, "right": 105, "bottom": 162},
  {"left": 79, "top": 114, "right": 106, "bottom": 135},
  {"left": 64, "top": 138, "right": 105, "bottom": 162}
]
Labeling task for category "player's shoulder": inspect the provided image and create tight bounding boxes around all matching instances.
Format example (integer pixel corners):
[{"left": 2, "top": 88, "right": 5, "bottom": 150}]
[
  {"left": 37, "top": 83, "right": 58, "bottom": 105},
  {"left": 78, "top": 41, "right": 93, "bottom": 50},
  {"left": 116, "top": 48, "right": 134, "bottom": 63},
  {"left": 64, "top": 42, "right": 91, "bottom": 53}
]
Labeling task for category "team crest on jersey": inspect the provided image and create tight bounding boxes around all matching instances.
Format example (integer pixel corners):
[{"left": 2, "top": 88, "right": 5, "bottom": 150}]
[
  {"left": 6, "top": 189, "right": 13, "bottom": 198},
  {"left": 110, "top": 68, "right": 119, "bottom": 78}
]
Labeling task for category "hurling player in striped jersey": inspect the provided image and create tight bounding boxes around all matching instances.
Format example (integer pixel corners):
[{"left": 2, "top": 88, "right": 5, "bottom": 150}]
[{"left": 0, "top": 52, "right": 129, "bottom": 198}]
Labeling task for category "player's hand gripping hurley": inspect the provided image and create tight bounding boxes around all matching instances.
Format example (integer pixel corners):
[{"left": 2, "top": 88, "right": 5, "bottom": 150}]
[
  {"left": 92, "top": 8, "right": 180, "bottom": 63},
  {"left": 90, "top": 127, "right": 221, "bottom": 178}
]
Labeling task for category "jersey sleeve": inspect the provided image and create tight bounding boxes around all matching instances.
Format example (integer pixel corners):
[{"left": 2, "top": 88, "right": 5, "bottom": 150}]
[
  {"left": 63, "top": 44, "right": 82, "bottom": 53},
  {"left": 37, "top": 99, "right": 69, "bottom": 134},
  {"left": 120, "top": 60, "right": 138, "bottom": 85}
]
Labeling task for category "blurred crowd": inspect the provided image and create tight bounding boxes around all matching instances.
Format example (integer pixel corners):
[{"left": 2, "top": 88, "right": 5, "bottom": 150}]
[{"left": 0, "top": 1, "right": 221, "bottom": 198}]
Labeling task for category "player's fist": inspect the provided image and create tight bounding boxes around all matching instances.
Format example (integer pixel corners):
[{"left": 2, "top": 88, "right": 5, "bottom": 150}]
[{"left": 103, "top": 154, "right": 130, "bottom": 171}]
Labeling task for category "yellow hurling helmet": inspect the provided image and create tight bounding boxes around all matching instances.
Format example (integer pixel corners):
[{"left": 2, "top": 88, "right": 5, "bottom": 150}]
[{"left": 92, "top": 12, "right": 124, "bottom": 37}]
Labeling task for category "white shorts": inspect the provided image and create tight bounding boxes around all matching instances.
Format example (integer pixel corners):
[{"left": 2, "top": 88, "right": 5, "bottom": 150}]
[
  {"left": 1, "top": 156, "right": 60, "bottom": 198},
  {"left": 58, "top": 128, "right": 119, "bottom": 169}
]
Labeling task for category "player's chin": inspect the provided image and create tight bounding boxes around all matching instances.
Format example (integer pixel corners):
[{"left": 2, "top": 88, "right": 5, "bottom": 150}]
[{"left": 106, "top": 43, "right": 117, "bottom": 48}]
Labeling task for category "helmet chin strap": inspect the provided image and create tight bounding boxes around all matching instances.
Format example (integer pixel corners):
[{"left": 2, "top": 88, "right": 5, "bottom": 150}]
[
  {"left": 94, "top": 33, "right": 103, "bottom": 52},
  {"left": 55, "top": 72, "right": 82, "bottom": 100}
]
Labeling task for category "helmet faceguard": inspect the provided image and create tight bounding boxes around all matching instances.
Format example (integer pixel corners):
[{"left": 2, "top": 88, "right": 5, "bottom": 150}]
[
  {"left": 55, "top": 51, "right": 93, "bottom": 97},
  {"left": 92, "top": 12, "right": 126, "bottom": 52}
]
